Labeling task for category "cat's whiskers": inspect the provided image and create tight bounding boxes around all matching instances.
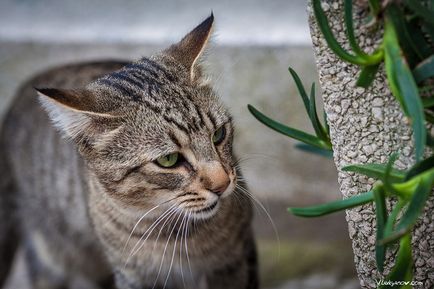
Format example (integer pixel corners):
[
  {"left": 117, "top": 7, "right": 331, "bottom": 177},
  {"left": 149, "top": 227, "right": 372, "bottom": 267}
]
[
  {"left": 232, "top": 156, "right": 260, "bottom": 168},
  {"left": 185, "top": 210, "right": 194, "bottom": 281},
  {"left": 122, "top": 197, "right": 177, "bottom": 259},
  {"left": 125, "top": 204, "right": 177, "bottom": 267},
  {"left": 230, "top": 188, "right": 243, "bottom": 212},
  {"left": 232, "top": 153, "right": 278, "bottom": 169},
  {"left": 178, "top": 217, "right": 185, "bottom": 288},
  {"left": 152, "top": 211, "right": 183, "bottom": 289},
  {"left": 179, "top": 209, "right": 190, "bottom": 289},
  {"left": 162, "top": 211, "right": 188, "bottom": 289},
  {"left": 234, "top": 182, "right": 281, "bottom": 260},
  {"left": 190, "top": 211, "right": 199, "bottom": 279},
  {"left": 130, "top": 206, "right": 179, "bottom": 261},
  {"left": 150, "top": 207, "right": 180, "bottom": 253}
]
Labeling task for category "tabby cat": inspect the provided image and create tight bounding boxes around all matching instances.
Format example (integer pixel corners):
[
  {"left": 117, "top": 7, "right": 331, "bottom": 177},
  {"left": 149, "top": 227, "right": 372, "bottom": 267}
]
[{"left": 0, "top": 15, "right": 257, "bottom": 289}]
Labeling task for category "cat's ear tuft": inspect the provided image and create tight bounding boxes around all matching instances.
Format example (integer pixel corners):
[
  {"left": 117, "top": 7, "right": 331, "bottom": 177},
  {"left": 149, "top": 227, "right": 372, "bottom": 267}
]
[
  {"left": 165, "top": 13, "right": 214, "bottom": 82},
  {"left": 36, "top": 87, "right": 110, "bottom": 140}
]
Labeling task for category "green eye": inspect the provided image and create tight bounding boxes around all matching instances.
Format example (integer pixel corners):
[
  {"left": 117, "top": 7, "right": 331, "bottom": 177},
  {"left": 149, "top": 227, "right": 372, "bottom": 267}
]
[
  {"left": 212, "top": 126, "right": 226, "bottom": 145},
  {"left": 156, "top": 152, "right": 179, "bottom": 168}
]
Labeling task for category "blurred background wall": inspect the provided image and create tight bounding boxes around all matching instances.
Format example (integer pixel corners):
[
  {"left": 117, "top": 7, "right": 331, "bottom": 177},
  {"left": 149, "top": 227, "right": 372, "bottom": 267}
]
[{"left": 0, "top": 0, "right": 358, "bottom": 288}]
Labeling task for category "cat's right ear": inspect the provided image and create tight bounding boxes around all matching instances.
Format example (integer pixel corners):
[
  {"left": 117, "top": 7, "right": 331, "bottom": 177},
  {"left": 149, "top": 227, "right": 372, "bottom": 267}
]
[
  {"left": 165, "top": 13, "right": 214, "bottom": 82},
  {"left": 36, "top": 87, "right": 116, "bottom": 140}
]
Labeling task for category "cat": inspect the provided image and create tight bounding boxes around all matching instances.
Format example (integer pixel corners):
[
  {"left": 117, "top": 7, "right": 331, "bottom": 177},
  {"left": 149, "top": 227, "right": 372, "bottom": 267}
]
[{"left": 0, "top": 14, "right": 258, "bottom": 289}]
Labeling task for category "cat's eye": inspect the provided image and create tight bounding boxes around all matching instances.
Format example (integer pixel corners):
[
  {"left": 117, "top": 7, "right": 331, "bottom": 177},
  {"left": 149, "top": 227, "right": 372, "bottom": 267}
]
[
  {"left": 212, "top": 126, "right": 226, "bottom": 145},
  {"left": 156, "top": 153, "right": 179, "bottom": 168}
]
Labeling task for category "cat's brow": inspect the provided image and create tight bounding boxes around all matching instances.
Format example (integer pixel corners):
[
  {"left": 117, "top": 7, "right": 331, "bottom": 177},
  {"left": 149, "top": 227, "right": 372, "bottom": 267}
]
[
  {"left": 206, "top": 111, "right": 218, "bottom": 129},
  {"left": 167, "top": 131, "right": 182, "bottom": 148}
]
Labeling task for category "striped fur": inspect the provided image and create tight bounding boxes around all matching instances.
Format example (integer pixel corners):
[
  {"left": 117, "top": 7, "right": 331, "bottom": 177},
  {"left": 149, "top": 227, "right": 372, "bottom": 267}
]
[{"left": 0, "top": 15, "right": 257, "bottom": 289}]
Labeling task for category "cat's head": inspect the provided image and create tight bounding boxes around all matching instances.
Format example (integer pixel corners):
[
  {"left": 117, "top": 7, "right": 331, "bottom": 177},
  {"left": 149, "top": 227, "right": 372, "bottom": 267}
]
[{"left": 37, "top": 14, "right": 238, "bottom": 219}]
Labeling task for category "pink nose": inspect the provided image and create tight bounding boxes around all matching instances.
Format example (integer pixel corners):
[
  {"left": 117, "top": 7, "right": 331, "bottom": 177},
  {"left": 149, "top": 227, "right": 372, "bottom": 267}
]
[
  {"left": 202, "top": 162, "right": 230, "bottom": 196},
  {"left": 211, "top": 179, "right": 230, "bottom": 196}
]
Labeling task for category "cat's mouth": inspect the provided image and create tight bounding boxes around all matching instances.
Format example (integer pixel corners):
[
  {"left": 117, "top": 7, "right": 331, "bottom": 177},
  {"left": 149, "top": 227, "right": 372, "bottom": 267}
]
[
  {"left": 192, "top": 201, "right": 219, "bottom": 219},
  {"left": 196, "top": 201, "right": 218, "bottom": 213}
]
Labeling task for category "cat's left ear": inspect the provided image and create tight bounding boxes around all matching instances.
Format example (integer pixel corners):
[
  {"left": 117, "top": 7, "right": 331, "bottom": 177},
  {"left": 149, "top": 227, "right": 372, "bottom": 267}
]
[
  {"left": 36, "top": 87, "right": 117, "bottom": 141},
  {"left": 165, "top": 13, "right": 214, "bottom": 82}
]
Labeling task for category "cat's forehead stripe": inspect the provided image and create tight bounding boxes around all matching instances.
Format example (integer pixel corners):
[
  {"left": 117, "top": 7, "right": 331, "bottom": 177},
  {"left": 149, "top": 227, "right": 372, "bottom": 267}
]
[
  {"left": 133, "top": 58, "right": 178, "bottom": 82},
  {"left": 96, "top": 60, "right": 171, "bottom": 103},
  {"left": 162, "top": 113, "right": 191, "bottom": 135},
  {"left": 110, "top": 71, "right": 146, "bottom": 93},
  {"left": 97, "top": 78, "right": 140, "bottom": 102},
  {"left": 167, "top": 131, "right": 182, "bottom": 148},
  {"left": 93, "top": 56, "right": 231, "bottom": 140}
]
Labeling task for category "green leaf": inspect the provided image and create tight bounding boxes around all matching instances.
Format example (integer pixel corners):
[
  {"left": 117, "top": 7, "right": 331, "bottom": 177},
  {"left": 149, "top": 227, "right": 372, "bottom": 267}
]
[
  {"left": 247, "top": 105, "right": 330, "bottom": 149},
  {"left": 309, "top": 83, "right": 330, "bottom": 143},
  {"left": 356, "top": 64, "right": 380, "bottom": 88},
  {"left": 384, "top": 200, "right": 406, "bottom": 238},
  {"left": 288, "top": 67, "right": 310, "bottom": 114},
  {"left": 312, "top": 0, "right": 378, "bottom": 66},
  {"left": 379, "top": 235, "right": 413, "bottom": 289},
  {"left": 382, "top": 175, "right": 433, "bottom": 244},
  {"left": 384, "top": 153, "right": 400, "bottom": 195},
  {"left": 413, "top": 55, "right": 434, "bottom": 83},
  {"left": 373, "top": 185, "right": 387, "bottom": 273},
  {"left": 323, "top": 108, "right": 330, "bottom": 135},
  {"left": 288, "top": 67, "right": 330, "bottom": 143},
  {"left": 288, "top": 191, "right": 374, "bottom": 217},
  {"left": 405, "top": 155, "right": 434, "bottom": 180},
  {"left": 344, "top": 0, "right": 369, "bottom": 58},
  {"left": 295, "top": 143, "right": 333, "bottom": 158},
  {"left": 384, "top": 16, "right": 426, "bottom": 162},
  {"left": 342, "top": 163, "right": 406, "bottom": 183},
  {"left": 396, "top": 176, "right": 433, "bottom": 231},
  {"left": 385, "top": 4, "right": 422, "bottom": 67}
]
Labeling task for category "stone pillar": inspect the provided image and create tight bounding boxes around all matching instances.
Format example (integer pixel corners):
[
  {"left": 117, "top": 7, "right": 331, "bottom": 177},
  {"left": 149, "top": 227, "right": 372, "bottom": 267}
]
[{"left": 307, "top": 1, "right": 434, "bottom": 288}]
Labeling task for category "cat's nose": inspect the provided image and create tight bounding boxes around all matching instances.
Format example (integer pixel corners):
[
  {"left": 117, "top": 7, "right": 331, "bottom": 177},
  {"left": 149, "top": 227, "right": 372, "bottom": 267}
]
[
  {"left": 202, "top": 162, "right": 230, "bottom": 196},
  {"left": 211, "top": 179, "right": 230, "bottom": 196}
]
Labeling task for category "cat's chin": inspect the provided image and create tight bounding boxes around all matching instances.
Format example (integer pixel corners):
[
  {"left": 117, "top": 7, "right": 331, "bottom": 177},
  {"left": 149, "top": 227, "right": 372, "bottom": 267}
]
[{"left": 189, "top": 201, "right": 220, "bottom": 220}]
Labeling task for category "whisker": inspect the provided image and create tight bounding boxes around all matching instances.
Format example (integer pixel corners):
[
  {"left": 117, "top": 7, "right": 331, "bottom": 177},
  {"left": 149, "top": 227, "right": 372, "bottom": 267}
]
[
  {"left": 235, "top": 183, "right": 281, "bottom": 261},
  {"left": 125, "top": 204, "right": 177, "bottom": 267},
  {"left": 179, "top": 210, "right": 190, "bottom": 289},
  {"left": 234, "top": 185, "right": 261, "bottom": 219},
  {"left": 162, "top": 211, "right": 187, "bottom": 289},
  {"left": 231, "top": 189, "right": 243, "bottom": 212},
  {"left": 232, "top": 153, "right": 277, "bottom": 167},
  {"left": 122, "top": 203, "right": 164, "bottom": 258},
  {"left": 152, "top": 211, "right": 183, "bottom": 289},
  {"left": 185, "top": 210, "right": 193, "bottom": 280},
  {"left": 151, "top": 208, "right": 179, "bottom": 252},
  {"left": 135, "top": 207, "right": 179, "bottom": 256}
]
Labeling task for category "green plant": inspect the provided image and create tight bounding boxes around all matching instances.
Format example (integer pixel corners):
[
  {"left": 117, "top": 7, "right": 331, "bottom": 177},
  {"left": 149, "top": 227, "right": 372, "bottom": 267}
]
[
  {"left": 248, "top": 67, "right": 332, "bottom": 158},
  {"left": 248, "top": 0, "right": 434, "bottom": 288}
]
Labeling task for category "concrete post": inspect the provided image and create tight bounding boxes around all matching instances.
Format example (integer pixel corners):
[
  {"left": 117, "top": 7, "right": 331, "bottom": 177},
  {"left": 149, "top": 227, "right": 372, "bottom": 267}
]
[{"left": 307, "top": 1, "right": 434, "bottom": 288}]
